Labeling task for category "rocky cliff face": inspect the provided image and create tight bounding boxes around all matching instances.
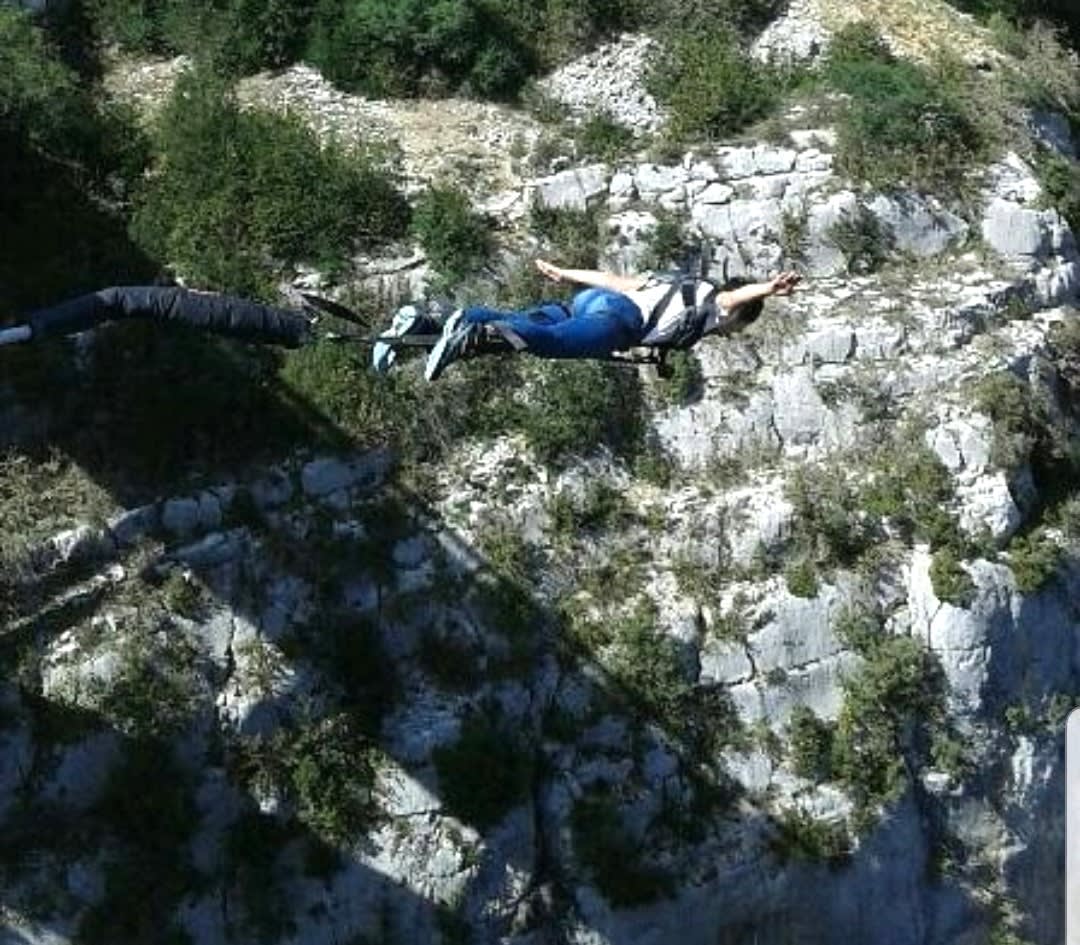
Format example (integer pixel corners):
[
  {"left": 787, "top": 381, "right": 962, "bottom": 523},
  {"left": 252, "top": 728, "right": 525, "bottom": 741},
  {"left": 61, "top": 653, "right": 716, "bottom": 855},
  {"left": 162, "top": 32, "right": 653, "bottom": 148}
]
[{"left": 4, "top": 14, "right": 1080, "bottom": 945}]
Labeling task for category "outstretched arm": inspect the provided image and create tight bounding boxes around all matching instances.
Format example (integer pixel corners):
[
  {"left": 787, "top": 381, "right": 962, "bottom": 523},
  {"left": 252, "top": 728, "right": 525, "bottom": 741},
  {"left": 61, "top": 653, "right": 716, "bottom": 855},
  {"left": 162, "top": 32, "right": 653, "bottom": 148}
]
[
  {"left": 717, "top": 271, "right": 801, "bottom": 311},
  {"left": 535, "top": 258, "right": 648, "bottom": 294},
  {"left": 0, "top": 325, "right": 32, "bottom": 346}
]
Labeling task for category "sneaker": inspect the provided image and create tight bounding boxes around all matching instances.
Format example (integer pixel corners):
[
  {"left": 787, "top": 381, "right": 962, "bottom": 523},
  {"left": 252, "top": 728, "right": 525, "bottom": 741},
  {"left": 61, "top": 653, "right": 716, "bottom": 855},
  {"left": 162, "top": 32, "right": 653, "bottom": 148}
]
[
  {"left": 372, "top": 303, "right": 425, "bottom": 374},
  {"left": 424, "top": 310, "right": 487, "bottom": 381}
]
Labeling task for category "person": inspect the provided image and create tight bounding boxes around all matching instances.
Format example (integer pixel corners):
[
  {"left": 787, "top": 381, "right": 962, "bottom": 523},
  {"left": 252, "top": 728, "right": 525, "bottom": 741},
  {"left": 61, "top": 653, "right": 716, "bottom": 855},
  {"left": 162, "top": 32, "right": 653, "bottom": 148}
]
[{"left": 373, "top": 259, "right": 801, "bottom": 380}]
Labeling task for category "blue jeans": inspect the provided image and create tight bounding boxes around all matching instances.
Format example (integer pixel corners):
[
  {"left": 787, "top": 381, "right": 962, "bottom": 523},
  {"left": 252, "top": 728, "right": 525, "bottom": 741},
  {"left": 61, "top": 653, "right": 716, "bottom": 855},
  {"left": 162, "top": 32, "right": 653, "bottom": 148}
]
[{"left": 460, "top": 288, "right": 643, "bottom": 359}]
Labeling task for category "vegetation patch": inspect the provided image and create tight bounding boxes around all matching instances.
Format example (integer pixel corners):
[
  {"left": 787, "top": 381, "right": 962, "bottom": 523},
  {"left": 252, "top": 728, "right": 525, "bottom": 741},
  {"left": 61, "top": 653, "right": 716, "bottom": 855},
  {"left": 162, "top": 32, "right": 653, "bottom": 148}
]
[
  {"left": 411, "top": 184, "right": 493, "bottom": 286},
  {"left": 786, "top": 705, "right": 836, "bottom": 783},
  {"left": 647, "top": 27, "right": 780, "bottom": 142},
  {"left": 769, "top": 807, "right": 852, "bottom": 868},
  {"left": 823, "top": 23, "right": 986, "bottom": 195},
  {"left": 134, "top": 68, "right": 409, "bottom": 297},
  {"left": 572, "top": 788, "right": 675, "bottom": 906},
  {"left": 433, "top": 712, "right": 534, "bottom": 829}
]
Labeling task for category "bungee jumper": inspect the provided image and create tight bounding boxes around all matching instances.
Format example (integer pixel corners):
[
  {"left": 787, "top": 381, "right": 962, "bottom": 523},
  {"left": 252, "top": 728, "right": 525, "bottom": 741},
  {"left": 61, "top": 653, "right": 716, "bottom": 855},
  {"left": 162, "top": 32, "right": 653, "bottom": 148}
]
[
  {"left": 0, "top": 259, "right": 801, "bottom": 381},
  {"left": 360, "top": 257, "right": 802, "bottom": 380}
]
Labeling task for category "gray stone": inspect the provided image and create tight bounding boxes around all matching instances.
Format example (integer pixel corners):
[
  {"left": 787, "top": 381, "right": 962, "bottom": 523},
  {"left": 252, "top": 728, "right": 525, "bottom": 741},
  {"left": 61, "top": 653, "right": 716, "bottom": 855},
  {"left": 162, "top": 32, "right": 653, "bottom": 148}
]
[
  {"left": 718, "top": 145, "right": 797, "bottom": 179},
  {"left": 805, "top": 191, "right": 860, "bottom": 276},
  {"left": 45, "top": 525, "right": 115, "bottom": 568},
  {"left": 173, "top": 530, "right": 247, "bottom": 569},
  {"left": 696, "top": 182, "right": 735, "bottom": 205},
  {"left": 301, "top": 457, "right": 356, "bottom": 496},
  {"left": 531, "top": 164, "right": 610, "bottom": 211},
  {"left": 42, "top": 732, "right": 123, "bottom": 810},
  {"left": 1026, "top": 108, "right": 1075, "bottom": 158},
  {"left": 634, "top": 163, "right": 688, "bottom": 196},
  {"left": 108, "top": 504, "right": 159, "bottom": 546},
  {"left": 251, "top": 469, "right": 294, "bottom": 509},
  {"left": 162, "top": 497, "right": 201, "bottom": 537},
  {"left": 981, "top": 199, "right": 1050, "bottom": 258},
  {"left": 868, "top": 193, "right": 968, "bottom": 258}
]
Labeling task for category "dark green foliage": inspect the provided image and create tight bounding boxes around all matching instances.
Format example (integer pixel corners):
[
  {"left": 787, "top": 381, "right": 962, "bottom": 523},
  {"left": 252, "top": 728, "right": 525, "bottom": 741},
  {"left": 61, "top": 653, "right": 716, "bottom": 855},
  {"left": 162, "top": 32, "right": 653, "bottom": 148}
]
[
  {"left": 529, "top": 205, "right": 602, "bottom": 268},
  {"left": 784, "top": 559, "right": 820, "bottom": 598},
  {"left": 224, "top": 811, "right": 298, "bottom": 943},
  {"left": 1037, "top": 151, "right": 1080, "bottom": 242},
  {"left": 79, "top": 741, "right": 199, "bottom": 945},
  {"left": 832, "top": 605, "right": 883, "bottom": 656},
  {"left": 572, "top": 110, "right": 636, "bottom": 162},
  {"left": 640, "top": 211, "right": 691, "bottom": 272},
  {"left": 657, "top": 349, "right": 704, "bottom": 406},
  {"left": 824, "top": 24, "right": 984, "bottom": 194},
  {"left": 786, "top": 706, "right": 835, "bottom": 783},
  {"left": 1007, "top": 529, "right": 1061, "bottom": 593},
  {"left": 133, "top": 68, "right": 408, "bottom": 296},
  {"left": 862, "top": 440, "right": 960, "bottom": 548},
  {"left": 572, "top": 789, "right": 675, "bottom": 906},
  {"left": 605, "top": 604, "right": 691, "bottom": 717},
  {"left": 826, "top": 205, "right": 893, "bottom": 274},
  {"left": 785, "top": 465, "right": 876, "bottom": 571},
  {"left": 648, "top": 27, "right": 778, "bottom": 141},
  {"left": 769, "top": 808, "right": 851, "bottom": 867},
  {"left": 945, "top": 0, "right": 1080, "bottom": 44},
  {"left": 411, "top": 185, "right": 492, "bottom": 284},
  {"left": 433, "top": 712, "right": 534, "bottom": 829},
  {"left": 306, "top": 0, "right": 531, "bottom": 99},
  {"left": 549, "top": 481, "right": 632, "bottom": 535},
  {"left": 0, "top": 6, "right": 155, "bottom": 313},
  {"left": 930, "top": 547, "right": 976, "bottom": 606},
  {"left": 974, "top": 372, "right": 1046, "bottom": 471},
  {"left": 516, "top": 360, "right": 646, "bottom": 466},
  {"left": 237, "top": 714, "right": 380, "bottom": 845},
  {"left": 833, "top": 633, "right": 948, "bottom": 815}
]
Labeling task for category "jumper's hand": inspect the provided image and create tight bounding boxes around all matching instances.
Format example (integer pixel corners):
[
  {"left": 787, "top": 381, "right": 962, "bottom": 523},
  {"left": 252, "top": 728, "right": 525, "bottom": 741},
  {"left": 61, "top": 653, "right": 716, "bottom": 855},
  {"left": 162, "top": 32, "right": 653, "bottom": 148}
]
[
  {"left": 769, "top": 271, "right": 801, "bottom": 296},
  {"left": 535, "top": 259, "right": 565, "bottom": 283}
]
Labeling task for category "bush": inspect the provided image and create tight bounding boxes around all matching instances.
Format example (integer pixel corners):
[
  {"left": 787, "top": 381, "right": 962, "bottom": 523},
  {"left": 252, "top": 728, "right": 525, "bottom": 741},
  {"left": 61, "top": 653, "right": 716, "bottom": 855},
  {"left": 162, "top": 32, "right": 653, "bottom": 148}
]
[
  {"left": 826, "top": 205, "right": 893, "bottom": 274},
  {"left": 1038, "top": 151, "right": 1080, "bottom": 236},
  {"left": 1007, "top": 529, "right": 1061, "bottom": 593},
  {"left": 825, "top": 24, "right": 984, "bottom": 194},
  {"left": 133, "top": 68, "right": 409, "bottom": 296},
  {"left": 529, "top": 205, "right": 602, "bottom": 268},
  {"left": 572, "top": 789, "right": 674, "bottom": 905},
  {"left": 411, "top": 185, "right": 492, "bottom": 284},
  {"left": 930, "top": 547, "right": 977, "bottom": 606},
  {"left": 306, "top": 0, "right": 531, "bottom": 99},
  {"left": 647, "top": 27, "right": 778, "bottom": 141},
  {"left": 573, "top": 110, "right": 636, "bottom": 162},
  {"left": 769, "top": 808, "right": 851, "bottom": 867},
  {"left": 515, "top": 359, "right": 646, "bottom": 466},
  {"left": 832, "top": 635, "right": 947, "bottom": 814},
  {"left": 433, "top": 712, "right": 534, "bottom": 829},
  {"left": 787, "top": 706, "right": 836, "bottom": 783}
]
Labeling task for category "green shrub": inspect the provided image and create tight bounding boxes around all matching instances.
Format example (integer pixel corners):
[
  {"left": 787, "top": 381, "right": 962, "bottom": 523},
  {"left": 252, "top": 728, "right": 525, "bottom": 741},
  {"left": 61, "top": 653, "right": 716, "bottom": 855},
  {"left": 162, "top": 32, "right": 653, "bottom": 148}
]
[
  {"left": 515, "top": 359, "right": 645, "bottom": 466},
  {"left": 647, "top": 27, "right": 777, "bottom": 141},
  {"left": 1007, "top": 529, "right": 1061, "bottom": 593},
  {"left": 529, "top": 205, "right": 602, "bottom": 268},
  {"left": 134, "top": 68, "right": 409, "bottom": 295},
  {"left": 769, "top": 808, "right": 851, "bottom": 867},
  {"left": 238, "top": 714, "right": 380, "bottom": 845},
  {"left": 973, "top": 372, "right": 1044, "bottom": 471},
  {"left": 786, "top": 706, "right": 835, "bottom": 782},
  {"left": 930, "top": 547, "right": 976, "bottom": 607},
  {"left": 785, "top": 465, "right": 876, "bottom": 571},
  {"left": 862, "top": 439, "right": 960, "bottom": 548},
  {"left": 433, "top": 713, "right": 534, "bottom": 829},
  {"left": 306, "top": 0, "right": 531, "bottom": 99},
  {"left": 826, "top": 205, "right": 893, "bottom": 274},
  {"left": 573, "top": 110, "right": 636, "bottom": 162},
  {"left": 605, "top": 604, "right": 691, "bottom": 718},
  {"left": 411, "top": 185, "right": 492, "bottom": 284},
  {"left": 80, "top": 741, "right": 199, "bottom": 945},
  {"left": 1037, "top": 151, "right": 1080, "bottom": 236},
  {"left": 825, "top": 24, "right": 984, "bottom": 194},
  {"left": 656, "top": 349, "right": 704, "bottom": 406},
  {"left": 784, "top": 559, "right": 820, "bottom": 598},
  {"left": 833, "top": 635, "right": 947, "bottom": 814},
  {"left": 572, "top": 789, "right": 675, "bottom": 905},
  {"left": 549, "top": 481, "right": 632, "bottom": 535}
]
